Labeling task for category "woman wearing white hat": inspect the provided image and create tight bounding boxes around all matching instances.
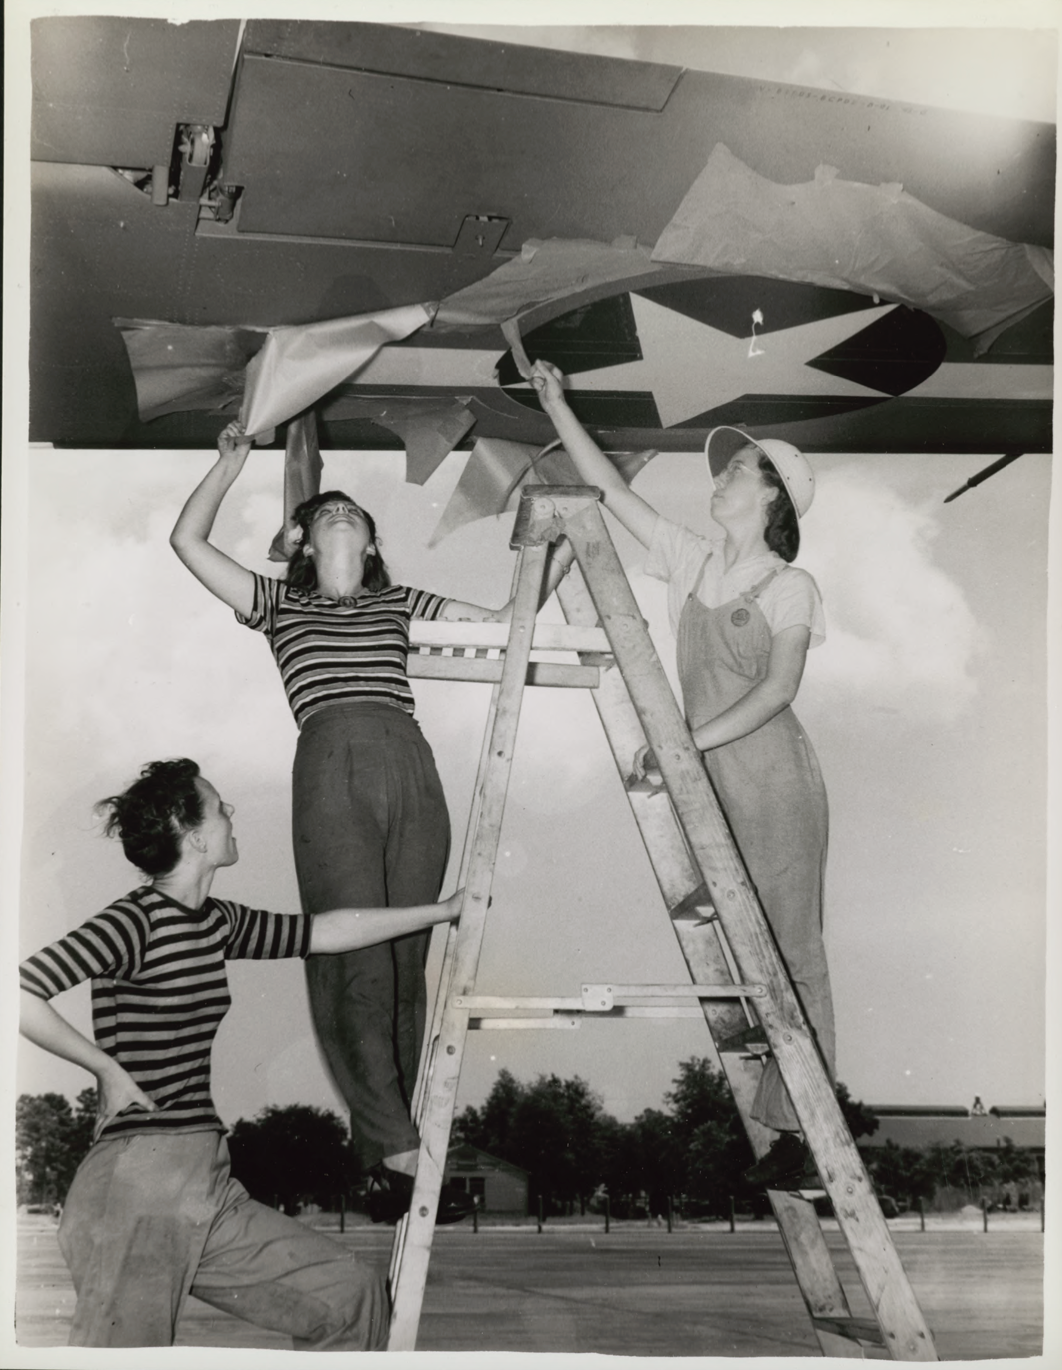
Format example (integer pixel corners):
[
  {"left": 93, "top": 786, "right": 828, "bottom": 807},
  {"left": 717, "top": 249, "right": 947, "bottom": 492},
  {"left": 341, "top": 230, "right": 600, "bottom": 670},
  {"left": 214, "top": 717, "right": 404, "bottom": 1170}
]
[{"left": 531, "top": 360, "right": 834, "bottom": 1188}]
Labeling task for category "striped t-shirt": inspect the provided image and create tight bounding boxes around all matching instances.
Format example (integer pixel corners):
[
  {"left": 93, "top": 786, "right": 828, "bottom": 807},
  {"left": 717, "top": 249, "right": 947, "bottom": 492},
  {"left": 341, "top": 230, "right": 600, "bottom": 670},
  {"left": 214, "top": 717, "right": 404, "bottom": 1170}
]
[
  {"left": 19, "top": 886, "right": 311, "bottom": 1139},
  {"left": 237, "top": 575, "right": 449, "bottom": 729}
]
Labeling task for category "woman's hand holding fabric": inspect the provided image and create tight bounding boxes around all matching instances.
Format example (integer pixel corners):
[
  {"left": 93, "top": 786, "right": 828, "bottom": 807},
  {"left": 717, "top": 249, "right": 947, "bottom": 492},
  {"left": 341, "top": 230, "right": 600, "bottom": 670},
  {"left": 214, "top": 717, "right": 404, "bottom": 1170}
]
[{"left": 217, "top": 420, "right": 253, "bottom": 465}]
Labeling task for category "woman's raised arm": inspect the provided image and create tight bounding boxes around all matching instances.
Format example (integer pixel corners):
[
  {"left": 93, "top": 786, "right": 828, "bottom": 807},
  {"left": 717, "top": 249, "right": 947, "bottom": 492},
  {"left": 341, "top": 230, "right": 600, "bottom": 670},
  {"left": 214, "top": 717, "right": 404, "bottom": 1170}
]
[
  {"left": 170, "top": 422, "right": 257, "bottom": 617},
  {"left": 531, "top": 360, "right": 659, "bottom": 549}
]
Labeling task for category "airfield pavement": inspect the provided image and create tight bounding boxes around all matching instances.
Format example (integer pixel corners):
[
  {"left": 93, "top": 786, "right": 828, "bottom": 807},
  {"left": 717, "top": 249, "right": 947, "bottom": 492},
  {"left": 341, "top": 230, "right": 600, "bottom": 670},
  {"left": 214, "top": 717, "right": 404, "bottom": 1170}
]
[{"left": 13, "top": 1211, "right": 1044, "bottom": 1359}]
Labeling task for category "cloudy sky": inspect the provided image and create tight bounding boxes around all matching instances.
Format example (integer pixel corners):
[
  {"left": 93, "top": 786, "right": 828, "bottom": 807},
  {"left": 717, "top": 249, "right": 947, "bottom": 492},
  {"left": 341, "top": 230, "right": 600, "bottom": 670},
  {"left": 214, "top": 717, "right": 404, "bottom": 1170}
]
[
  {"left": 12, "top": 439, "right": 1051, "bottom": 1127},
  {"left": 5, "top": 8, "right": 1057, "bottom": 1141}
]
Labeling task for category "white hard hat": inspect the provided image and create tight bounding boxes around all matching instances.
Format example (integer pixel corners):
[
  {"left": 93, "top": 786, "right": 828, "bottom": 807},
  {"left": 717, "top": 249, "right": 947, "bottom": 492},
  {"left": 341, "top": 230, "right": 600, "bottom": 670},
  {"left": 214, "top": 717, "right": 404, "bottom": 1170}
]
[{"left": 705, "top": 427, "right": 815, "bottom": 520}]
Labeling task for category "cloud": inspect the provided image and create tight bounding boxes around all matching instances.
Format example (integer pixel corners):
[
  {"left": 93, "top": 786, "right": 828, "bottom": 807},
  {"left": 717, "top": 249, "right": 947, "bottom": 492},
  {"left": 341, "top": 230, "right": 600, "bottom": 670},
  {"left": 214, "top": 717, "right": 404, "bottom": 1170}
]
[
  {"left": 21, "top": 449, "right": 985, "bottom": 866},
  {"left": 26, "top": 454, "right": 295, "bottom": 806},
  {"left": 799, "top": 466, "right": 985, "bottom": 722},
  {"left": 25, "top": 449, "right": 625, "bottom": 852}
]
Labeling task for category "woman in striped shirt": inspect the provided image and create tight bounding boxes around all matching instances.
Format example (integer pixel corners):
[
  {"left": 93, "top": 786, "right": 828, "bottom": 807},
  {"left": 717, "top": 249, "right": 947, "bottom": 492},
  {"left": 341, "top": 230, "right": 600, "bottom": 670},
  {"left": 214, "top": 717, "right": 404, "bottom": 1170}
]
[
  {"left": 19, "top": 757, "right": 462, "bottom": 1347},
  {"left": 171, "top": 422, "right": 570, "bottom": 1221}
]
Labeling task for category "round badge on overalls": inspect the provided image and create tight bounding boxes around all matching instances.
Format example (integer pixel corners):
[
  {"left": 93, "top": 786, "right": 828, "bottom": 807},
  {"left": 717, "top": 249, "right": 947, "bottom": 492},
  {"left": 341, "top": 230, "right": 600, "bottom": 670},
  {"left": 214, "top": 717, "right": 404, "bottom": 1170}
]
[{"left": 731, "top": 607, "right": 751, "bottom": 627}]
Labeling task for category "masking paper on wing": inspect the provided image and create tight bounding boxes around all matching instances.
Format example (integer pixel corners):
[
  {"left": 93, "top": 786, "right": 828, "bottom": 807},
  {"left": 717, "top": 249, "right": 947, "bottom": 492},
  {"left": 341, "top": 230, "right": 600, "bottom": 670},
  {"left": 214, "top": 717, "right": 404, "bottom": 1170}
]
[
  {"left": 652, "top": 144, "right": 1053, "bottom": 343},
  {"left": 240, "top": 304, "right": 434, "bottom": 438}
]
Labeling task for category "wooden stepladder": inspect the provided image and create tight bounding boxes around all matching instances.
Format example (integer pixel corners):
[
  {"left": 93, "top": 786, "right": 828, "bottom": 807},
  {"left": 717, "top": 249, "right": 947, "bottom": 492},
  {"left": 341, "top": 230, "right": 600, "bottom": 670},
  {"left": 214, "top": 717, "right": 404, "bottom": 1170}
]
[{"left": 388, "top": 485, "right": 938, "bottom": 1361}]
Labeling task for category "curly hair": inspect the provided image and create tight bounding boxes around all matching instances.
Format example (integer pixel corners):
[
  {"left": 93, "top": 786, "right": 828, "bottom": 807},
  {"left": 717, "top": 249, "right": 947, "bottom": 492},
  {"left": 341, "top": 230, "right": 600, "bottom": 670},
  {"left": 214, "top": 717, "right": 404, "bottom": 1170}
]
[
  {"left": 757, "top": 455, "right": 800, "bottom": 563},
  {"left": 97, "top": 759, "right": 204, "bottom": 877},
  {"left": 284, "top": 491, "right": 391, "bottom": 593}
]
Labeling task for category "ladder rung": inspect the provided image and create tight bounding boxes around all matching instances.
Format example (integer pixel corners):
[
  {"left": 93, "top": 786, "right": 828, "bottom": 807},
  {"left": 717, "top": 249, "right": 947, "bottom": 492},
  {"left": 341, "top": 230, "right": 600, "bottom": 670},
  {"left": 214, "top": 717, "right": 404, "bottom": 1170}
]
[
  {"left": 408, "top": 656, "right": 600, "bottom": 688},
  {"left": 410, "top": 619, "right": 611, "bottom": 654},
  {"left": 454, "top": 983, "right": 766, "bottom": 1014},
  {"left": 811, "top": 1316, "right": 887, "bottom": 1347},
  {"left": 468, "top": 1007, "right": 709, "bottom": 1028},
  {"left": 470, "top": 1016, "right": 580, "bottom": 1030},
  {"left": 586, "top": 982, "right": 764, "bottom": 1000}
]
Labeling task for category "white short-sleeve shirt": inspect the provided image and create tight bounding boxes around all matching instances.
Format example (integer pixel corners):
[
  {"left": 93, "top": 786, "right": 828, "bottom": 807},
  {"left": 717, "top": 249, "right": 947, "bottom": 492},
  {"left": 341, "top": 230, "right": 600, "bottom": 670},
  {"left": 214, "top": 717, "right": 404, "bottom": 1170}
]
[{"left": 644, "top": 515, "right": 825, "bottom": 646}]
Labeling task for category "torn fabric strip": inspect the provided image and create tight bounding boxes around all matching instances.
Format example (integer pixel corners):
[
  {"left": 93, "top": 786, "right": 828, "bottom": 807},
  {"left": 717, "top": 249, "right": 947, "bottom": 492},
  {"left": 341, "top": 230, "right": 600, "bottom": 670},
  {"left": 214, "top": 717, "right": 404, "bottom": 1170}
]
[
  {"left": 240, "top": 303, "right": 435, "bottom": 438},
  {"left": 267, "top": 412, "right": 323, "bottom": 563},
  {"left": 429, "top": 439, "right": 656, "bottom": 546},
  {"left": 435, "top": 237, "right": 660, "bottom": 329},
  {"left": 372, "top": 400, "right": 476, "bottom": 485},
  {"left": 651, "top": 144, "right": 1053, "bottom": 342},
  {"left": 116, "top": 319, "right": 264, "bottom": 421}
]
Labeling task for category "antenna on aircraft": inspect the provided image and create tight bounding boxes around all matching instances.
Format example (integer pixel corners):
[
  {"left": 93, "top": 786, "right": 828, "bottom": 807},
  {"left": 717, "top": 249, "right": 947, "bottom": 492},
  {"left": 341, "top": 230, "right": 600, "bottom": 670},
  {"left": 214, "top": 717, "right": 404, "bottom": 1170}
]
[{"left": 943, "top": 452, "right": 1025, "bottom": 503}]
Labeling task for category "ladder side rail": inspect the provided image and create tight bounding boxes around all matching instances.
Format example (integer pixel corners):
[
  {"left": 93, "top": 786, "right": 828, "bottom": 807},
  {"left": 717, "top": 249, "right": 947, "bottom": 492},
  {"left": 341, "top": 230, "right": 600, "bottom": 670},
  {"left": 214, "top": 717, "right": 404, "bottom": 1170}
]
[
  {"left": 390, "top": 560, "right": 528, "bottom": 1292},
  {"left": 554, "top": 497, "right": 935, "bottom": 1362},
  {"left": 388, "top": 688, "right": 504, "bottom": 1296},
  {"left": 556, "top": 567, "right": 860, "bottom": 1353},
  {"left": 555, "top": 570, "right": 759, "bottom": 1055},
  {"left": 771, "top": 1189, "right": 880, "bottom": 1358},
  {"left": 387, "top": 542, "right": 551, "bottom": 1351}
]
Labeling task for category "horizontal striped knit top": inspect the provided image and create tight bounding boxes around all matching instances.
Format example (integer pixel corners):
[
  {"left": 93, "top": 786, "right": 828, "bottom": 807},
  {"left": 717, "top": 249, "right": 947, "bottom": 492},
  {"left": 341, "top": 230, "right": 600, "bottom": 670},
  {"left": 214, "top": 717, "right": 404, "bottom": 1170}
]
[
  {"left": 237, "top": 574, "right": 449, "bottom": 729},
  {"left": 19, "top": 886, "right": 311, "bottom": 1140}
]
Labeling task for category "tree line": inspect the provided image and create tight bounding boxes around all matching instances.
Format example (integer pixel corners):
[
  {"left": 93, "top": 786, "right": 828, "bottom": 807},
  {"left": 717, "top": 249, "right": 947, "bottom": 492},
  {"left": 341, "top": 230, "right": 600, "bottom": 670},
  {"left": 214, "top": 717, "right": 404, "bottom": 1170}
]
[
  {"left": 452, "top": 1059, "right": 880, "bottom": 1218},
  {"left": 17, "top": 1059, "right": 1039, "bottom": 1217}
]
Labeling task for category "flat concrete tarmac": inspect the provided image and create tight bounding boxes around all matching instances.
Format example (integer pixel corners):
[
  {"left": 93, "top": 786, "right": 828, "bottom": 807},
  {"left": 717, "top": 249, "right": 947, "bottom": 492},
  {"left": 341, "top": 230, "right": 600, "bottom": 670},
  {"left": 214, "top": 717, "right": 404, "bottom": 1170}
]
[{"left": 14, "top": 1215, "right": 1043, "bottom": 1359}]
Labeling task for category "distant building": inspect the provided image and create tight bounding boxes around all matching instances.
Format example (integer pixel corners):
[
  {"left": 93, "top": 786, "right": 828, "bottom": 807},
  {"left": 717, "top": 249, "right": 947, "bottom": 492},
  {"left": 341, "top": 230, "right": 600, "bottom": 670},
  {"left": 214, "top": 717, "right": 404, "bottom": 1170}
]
[
  {"left": 444, "top": 1143, "right": 529, "bottom": 1214},
  {"left": 861, "top": 1103, "right": 1045, "bottom": 1180}
]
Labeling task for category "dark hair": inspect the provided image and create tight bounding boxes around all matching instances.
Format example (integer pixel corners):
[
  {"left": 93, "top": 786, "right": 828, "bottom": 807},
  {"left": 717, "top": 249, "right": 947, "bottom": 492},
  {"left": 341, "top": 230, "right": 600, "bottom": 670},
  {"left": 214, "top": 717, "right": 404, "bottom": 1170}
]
[
  {"left": 97, "top": 759, "right": 203, "bottom": 877},
  {"left": 757, "top": 455, "right": 800, "bottom": 563},
  {"left": 285, "top": 491, "right": 391, "bottom": 593}
]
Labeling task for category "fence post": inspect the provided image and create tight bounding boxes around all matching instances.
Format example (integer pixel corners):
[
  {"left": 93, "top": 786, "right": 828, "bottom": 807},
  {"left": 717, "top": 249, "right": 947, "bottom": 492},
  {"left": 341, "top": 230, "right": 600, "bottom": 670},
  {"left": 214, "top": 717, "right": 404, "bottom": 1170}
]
[
  {"left": 472, "top": 1196, "right": 479, "bottom": 1234},
  {"left": 667, "top": 1196, "right": 674, "bottom": 1233},
  {"left": 981, "top": 1197, "right": 989, "bottom": 1233},
  {"left": 605, "top": 1194, "right": 610, "bottom": 1235},
  {"left": 537, "top": 1196, "right": 544, "bottom": 1233},
  {"left": 918, "top": 1197, "right": 925, "bottom": 1233},
  {"left": 340, "top": 1192, "right": 346, "bottom": 1234}
]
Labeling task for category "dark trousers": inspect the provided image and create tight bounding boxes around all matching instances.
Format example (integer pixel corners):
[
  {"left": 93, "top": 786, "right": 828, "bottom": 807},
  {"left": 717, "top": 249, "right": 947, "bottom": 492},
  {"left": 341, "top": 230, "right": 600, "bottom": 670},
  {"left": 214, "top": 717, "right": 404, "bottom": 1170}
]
[{"left": 293, "top": 703, "right": 451, "bottom": 1169}]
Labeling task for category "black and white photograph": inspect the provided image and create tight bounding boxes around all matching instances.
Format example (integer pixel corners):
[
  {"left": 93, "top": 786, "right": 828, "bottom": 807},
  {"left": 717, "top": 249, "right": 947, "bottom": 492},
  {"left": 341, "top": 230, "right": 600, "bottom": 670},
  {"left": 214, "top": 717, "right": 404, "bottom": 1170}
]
[{"left": 3, "top": 2, "right": 1057, "bottom": 1364}]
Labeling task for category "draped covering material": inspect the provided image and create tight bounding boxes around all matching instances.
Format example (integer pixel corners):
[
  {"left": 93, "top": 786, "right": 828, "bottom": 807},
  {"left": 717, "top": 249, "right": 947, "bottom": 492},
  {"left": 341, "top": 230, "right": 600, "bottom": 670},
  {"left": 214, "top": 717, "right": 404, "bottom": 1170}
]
[
  {"left": 434, "top": 237, "right": 660, "bottom": 328},
  {"left": 428, "top": 439, "right": 656, "bottom": 547},
  {"left": 651, "top": 143, "right": 1053, "bottom": 345},
  {"left": 267, "top": 412, "right": 324, "bottom": 563},
  {"left": 240, "top": 304, "right": 435, "bottom": 438},
  {"left": 371, "top": 399, "right": 476, "bottom": 485},
  {"left": 115, "top": 319, "right": 264, "bottom": 421}
]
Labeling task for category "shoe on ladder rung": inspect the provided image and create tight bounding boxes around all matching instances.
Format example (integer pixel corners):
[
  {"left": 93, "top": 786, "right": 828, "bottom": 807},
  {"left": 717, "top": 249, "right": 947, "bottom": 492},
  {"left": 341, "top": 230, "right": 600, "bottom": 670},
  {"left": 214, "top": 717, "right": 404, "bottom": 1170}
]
[
  {"left": 745, "top": 1132, "right": 820, "bottom": 1190},
  {"left": 717, "top": 1022, "right": 770, "bottom": 1054}
]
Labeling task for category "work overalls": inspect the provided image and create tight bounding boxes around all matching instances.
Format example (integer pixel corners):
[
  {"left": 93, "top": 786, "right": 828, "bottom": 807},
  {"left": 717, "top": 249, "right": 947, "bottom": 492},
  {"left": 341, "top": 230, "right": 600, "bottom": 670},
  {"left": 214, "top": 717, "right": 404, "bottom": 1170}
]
[{"left": 677, "top": 557, "right": 835, "bottom": 1130}]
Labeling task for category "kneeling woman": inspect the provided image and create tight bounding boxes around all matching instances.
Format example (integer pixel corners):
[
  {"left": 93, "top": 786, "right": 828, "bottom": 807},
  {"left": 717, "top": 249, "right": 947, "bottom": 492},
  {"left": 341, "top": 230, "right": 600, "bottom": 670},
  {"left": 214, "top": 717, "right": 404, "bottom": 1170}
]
[{"left": 19, "top": 758, "right": 463, "bottom": 1349}]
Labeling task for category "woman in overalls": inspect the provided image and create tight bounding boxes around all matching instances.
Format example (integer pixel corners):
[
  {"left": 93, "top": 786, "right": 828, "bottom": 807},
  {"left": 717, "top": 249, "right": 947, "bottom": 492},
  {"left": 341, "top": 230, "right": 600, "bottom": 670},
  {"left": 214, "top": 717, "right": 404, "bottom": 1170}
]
[{"left": 531, "top": 359, "right": 834, "bottom": 1187}]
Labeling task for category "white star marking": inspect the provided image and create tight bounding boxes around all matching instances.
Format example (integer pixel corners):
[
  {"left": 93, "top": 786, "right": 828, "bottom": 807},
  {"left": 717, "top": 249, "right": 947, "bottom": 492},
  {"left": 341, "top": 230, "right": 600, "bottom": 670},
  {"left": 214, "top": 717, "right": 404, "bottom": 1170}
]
[
  {"left": 560, "top": 293, "right": 898, "bottom": 428},
  {"left": 345, "top": 299, "right": 1049, "bottom": 411}
]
